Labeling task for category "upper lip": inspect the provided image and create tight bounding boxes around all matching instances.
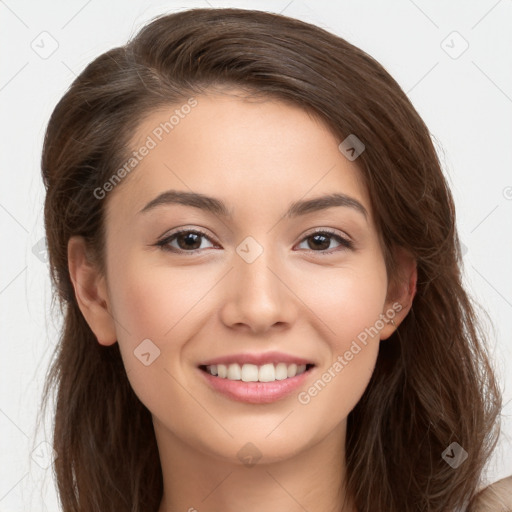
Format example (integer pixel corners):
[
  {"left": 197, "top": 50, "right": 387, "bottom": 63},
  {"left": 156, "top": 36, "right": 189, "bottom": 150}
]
[{"left": 198, "top": 351, "right": 315, "bottom": 367}]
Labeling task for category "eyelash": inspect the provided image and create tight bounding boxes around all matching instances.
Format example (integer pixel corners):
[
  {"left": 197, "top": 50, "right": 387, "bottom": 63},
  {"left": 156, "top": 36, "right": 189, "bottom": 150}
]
[{"left": 155, "top": 228, "right": 354, "bottom": 255}]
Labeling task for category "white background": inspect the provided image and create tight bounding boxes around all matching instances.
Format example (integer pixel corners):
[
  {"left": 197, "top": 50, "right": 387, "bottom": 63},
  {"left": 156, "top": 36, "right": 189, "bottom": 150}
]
[{"left": 1, "top": 0, "right": 511, "bottom": 510}]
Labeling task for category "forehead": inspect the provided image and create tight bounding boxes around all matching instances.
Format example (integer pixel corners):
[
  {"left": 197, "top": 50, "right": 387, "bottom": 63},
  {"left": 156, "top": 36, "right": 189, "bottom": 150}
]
[{"left": 106, "top": 91, "right": 373, "bottom": 224}]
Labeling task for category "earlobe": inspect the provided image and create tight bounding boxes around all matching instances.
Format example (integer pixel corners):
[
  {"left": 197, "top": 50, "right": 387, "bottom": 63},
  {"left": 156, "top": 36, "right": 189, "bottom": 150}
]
[
  {"left": 380, "top": 246, "right": 418, "bottom": 340},
  {"left": 67, "top": 236, "right": 117, "bottom": 346}
]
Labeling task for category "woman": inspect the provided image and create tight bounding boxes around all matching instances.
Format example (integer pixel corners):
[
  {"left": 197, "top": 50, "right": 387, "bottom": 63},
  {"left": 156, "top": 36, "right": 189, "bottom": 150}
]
[{"left": 39, "top": 7, "right": 507, "bottom": 512}]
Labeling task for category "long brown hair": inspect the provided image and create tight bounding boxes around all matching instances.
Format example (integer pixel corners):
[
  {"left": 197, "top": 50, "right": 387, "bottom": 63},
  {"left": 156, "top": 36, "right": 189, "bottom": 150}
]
[{"left": 39, "top": 8, "right": 501, "bottom": 511}]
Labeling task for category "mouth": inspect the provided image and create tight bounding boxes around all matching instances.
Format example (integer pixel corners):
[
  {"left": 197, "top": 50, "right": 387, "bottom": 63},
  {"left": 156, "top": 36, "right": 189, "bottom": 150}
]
[
  {"left": 196, "top": 354, "right": 316, "bottom": 404},
  {"left": 198, "top": 362, "right": 315, "bottom": 383}
]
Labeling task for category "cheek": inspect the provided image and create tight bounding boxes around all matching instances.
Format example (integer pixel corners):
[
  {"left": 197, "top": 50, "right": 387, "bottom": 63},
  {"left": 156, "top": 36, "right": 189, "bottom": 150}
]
[
  {"left": 108, "top": 256, "right": 211, "bottom": 342},
  {"left": 292, "top": 256, "right": 388, "bottom": 350}
]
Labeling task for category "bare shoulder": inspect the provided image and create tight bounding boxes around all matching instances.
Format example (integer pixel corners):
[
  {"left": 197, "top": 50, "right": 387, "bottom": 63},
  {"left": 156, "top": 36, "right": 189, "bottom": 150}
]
[{"left": 468, "top": 475, "right": 512, "bottom": 512}]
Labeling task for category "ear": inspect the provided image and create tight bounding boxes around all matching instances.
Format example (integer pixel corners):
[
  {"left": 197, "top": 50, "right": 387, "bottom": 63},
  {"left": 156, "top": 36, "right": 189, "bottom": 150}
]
[
  {"left": 380, "top": 246, "right": 417, "bottom": 340},
  {"left": 67, "top": 236, "right": 117, "bottom": 346}
]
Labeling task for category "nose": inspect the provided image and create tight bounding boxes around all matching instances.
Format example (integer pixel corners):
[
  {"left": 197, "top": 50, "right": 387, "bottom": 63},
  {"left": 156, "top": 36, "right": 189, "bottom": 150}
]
[{"left": 219, "top": 244, "right": 297, "bottom": 334}]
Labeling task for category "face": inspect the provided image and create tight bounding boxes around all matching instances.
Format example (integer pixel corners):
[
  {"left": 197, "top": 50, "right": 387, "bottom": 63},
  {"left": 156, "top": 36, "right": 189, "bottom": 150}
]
[{"left": 93, "top": 89, "right": 401, "bottom": 464}]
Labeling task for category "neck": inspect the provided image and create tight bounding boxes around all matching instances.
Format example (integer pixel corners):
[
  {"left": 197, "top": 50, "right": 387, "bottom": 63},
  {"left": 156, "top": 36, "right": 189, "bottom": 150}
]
[{"left": 155, "top": 418, "right": 356, "bottom": 512}]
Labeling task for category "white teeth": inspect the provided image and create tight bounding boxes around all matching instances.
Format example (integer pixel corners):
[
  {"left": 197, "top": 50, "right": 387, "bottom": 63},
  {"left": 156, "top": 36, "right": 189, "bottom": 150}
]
[
  {"left": 275, "top": 363, "right": 288, "bottom": 380},
  {"left": 241, "top": 364, "right": 259, "bottom": 382},
  {"left": 227, "top": 363, "right": 241, "bottom": 380},
  {"left": 205, "top": 362, "right": 310, "bottom": 382},
  {"left": 258, "top": 363, "right": 275, "bottom": 382},
  {"left": 217, "top": 364, "right": 227, "bottom": 378}
]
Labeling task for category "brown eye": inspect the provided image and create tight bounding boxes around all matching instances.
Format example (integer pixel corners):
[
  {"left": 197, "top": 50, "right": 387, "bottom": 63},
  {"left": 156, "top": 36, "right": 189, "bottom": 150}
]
[
  {"left": 156, "top": 229, "right": 216, "bottom": 253},
  {"left": 296, "top": 230, "right": 354, "bottom": 253}
]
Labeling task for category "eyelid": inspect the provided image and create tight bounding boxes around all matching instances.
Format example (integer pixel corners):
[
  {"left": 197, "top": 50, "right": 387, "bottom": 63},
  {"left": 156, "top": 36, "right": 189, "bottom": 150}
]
[
  {"left": 300, "top": 226, "right": 352, "bottom": 242},
  {"left": 158, "top": 225, "right": 216, "bottom": 242}
]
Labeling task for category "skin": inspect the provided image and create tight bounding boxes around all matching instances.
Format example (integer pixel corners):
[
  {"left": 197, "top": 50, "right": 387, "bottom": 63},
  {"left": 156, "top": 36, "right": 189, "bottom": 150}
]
[
  {"left": 470, "top": 475, "right": 512, "bottom": 511},
  {"left": 68, "top": 88, "right": 417, "bottom": 512}
]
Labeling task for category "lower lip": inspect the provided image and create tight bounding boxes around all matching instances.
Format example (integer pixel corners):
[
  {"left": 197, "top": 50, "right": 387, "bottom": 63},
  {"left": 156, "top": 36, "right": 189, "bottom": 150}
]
[{"left": 198, "top": 366, "right": 314, "bottom": 404}]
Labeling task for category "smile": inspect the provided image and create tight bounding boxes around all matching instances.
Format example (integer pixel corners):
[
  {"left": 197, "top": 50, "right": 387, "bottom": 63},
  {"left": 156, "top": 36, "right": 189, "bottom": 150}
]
[
  {"left": 197, "top": 360, "right": 316, "bottom": 404},
  {"left": 200, "top": 362, "right": 314, "bottom": 382}
]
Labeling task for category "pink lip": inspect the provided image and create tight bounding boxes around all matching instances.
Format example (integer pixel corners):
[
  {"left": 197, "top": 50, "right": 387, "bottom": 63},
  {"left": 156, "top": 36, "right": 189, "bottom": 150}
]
[
  {"left": 198, "top": 365, "right": 315, "bottom": 404},
  {"left": 198, "top": 351, "right": 314, "bottom": 367}
]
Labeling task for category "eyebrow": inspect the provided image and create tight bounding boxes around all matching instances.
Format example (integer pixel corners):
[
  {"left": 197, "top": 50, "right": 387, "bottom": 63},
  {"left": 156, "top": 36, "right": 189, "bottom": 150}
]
[{"left": 139, "top": 190, "right": 368, "bottom": 221}]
